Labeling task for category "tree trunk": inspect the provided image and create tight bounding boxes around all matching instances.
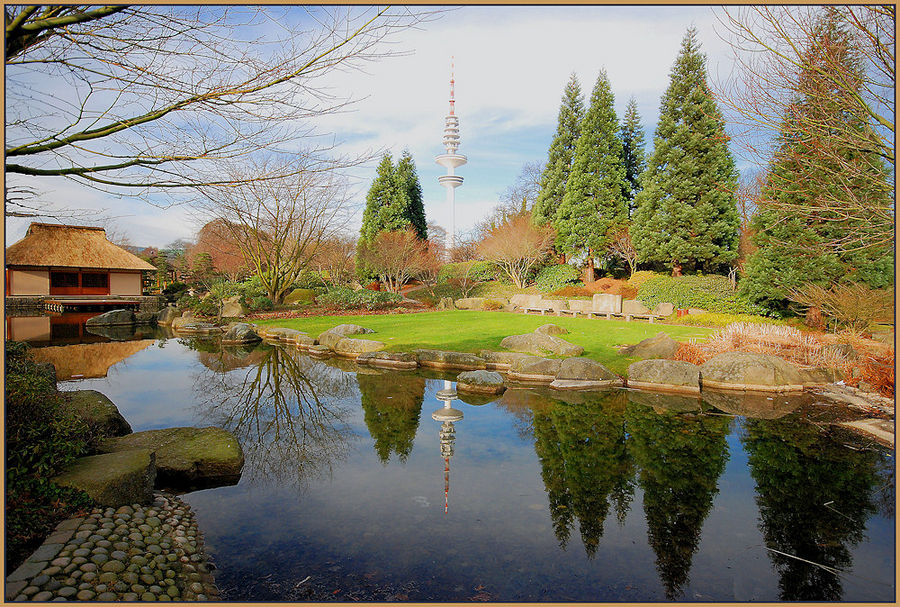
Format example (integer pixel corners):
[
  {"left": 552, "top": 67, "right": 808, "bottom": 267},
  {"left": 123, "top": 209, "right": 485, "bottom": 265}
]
[
  {"left": 582, "top": 252, "right": 596, "bottom": 283},
  {"left": 672, "top": 261, "right": 683, "bottom": 277}
]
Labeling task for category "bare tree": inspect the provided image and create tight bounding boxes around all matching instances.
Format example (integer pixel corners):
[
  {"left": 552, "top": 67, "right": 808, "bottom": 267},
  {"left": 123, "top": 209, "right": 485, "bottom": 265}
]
[
  {"left": 5, "top": 5, "right": 438, "bottom": 216},
  {"left": 498, "top": 160, "right": 545, "bottom": 212},
  {"left": 195, "top": 156, "right": 351, "bottom": 304},
  {"left": 313, "top": 234, "right": 357, "bottom": 287},
  {"left": 478, "top": 213, "right": 553, "bottom": 288},
  {"left": 605, "top": 227, "right": 639, "bottom": 276},
  {"left": 357, "top": 228, "right": 429, "bottom": 293},
  {"left": 714, "top": 6, "right": 894, "bottom": 252}
]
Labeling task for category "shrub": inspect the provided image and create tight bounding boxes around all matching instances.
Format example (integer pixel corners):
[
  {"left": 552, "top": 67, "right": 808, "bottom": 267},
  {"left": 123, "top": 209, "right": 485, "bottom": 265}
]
[
  {"left": 637, "top": 274, "right": 772, "bottom": 316},
  {"left": 668, "top": 312, "right": 787, "bottom": 328},
  {"left": 437, "top": 261, "right": 499, "bottom": 284},
  {"left": 789, "top": 282, "right": 894, "bottom": 333},
  {"left": 162, "top": 281, "right": 188, "bottom": 297},
  {"left": 627, "top": 270, "right": 659, "bottom": 289},
  {"left": 482, "top": 299, "right": 504, "bottom": 310},
  {"left": 175, "top": 293, "right": 199, "bottom": 311},
  {"left": 5, "top": 342, "right": 96, "bottom": 571},
  {"left": 534, "top": 264, "right": 582, "bottom": 293},
  {"left": 294, "top": 270, "right": 326, "bottom": 290},
  {"left": 551, "top": 285, "right": 595, "bottom": 297},
  {"left": 250, "top": 296, "right": 275, "bottom": 311},
  {"left": 318, "top": 287, "right": 402, "bottom": 311},
  {"left": 590, "top": 277, "right": 638, "bottom": 298}
]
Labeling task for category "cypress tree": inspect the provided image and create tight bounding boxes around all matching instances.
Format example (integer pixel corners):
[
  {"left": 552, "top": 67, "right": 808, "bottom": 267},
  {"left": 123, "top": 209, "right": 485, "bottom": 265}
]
[
  {"left": 394, "top": 150, "right": 428, "bottom": 240},
  {"left": 533, "top": 73, "right": 584, "bottom": 227},
  {"left": 620, "top": 97, "right": 647, "bottom": 214},
  {"left": 631, "top": 28, "right": 740, "bottom": 276},
  {"left": 555, "top": 69, "right": 628, "bottom": 279},
  {"left": 741, "top": 12, "right": 893, "bottom": 312},
  {"left": 360, "top": 153, "right": 396, "bottom": 243}
]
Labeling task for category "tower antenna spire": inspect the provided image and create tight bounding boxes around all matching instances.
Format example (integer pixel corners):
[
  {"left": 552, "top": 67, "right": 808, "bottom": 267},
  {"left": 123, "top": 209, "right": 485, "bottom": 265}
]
[{"left": 436, "top": 57, "right": 466, "bottom": 253}]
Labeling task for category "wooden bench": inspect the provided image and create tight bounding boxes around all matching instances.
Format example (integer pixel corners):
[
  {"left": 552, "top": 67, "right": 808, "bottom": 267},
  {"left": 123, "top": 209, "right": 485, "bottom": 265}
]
[{"left": 523, "top": 305, "right": 557, "bottom": 316}]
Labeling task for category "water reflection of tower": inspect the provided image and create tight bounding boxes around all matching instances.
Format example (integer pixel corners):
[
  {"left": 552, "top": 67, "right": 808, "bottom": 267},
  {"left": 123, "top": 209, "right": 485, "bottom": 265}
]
[{"left": 432, "top": 380, "right": 463, "bottom": 514}]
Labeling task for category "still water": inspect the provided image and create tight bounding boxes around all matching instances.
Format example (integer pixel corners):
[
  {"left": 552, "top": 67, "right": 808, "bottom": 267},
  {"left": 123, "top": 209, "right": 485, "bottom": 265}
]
[{"left": 30, "top": 327, "right": 895, "bottom": 601}]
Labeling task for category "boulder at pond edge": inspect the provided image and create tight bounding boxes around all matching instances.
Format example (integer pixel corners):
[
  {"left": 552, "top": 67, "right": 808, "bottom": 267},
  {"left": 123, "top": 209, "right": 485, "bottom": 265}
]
[{"left": 52, "top": 449, "right": 156, "bottom": 507}]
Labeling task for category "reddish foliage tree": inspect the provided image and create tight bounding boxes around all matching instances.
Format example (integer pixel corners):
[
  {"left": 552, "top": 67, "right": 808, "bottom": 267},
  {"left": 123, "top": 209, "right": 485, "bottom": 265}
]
[
  {"left": 477, "top": 213, "right": 554, "bottom": 288},
  {"left": 191, "top": 219, "right": 249, "bottom": 281}
]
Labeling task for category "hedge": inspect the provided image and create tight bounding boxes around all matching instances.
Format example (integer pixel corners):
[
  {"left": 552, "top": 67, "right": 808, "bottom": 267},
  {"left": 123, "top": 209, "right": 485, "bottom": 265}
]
[{"left": 636, "top": 274, "right": 773, "bottom": 316}]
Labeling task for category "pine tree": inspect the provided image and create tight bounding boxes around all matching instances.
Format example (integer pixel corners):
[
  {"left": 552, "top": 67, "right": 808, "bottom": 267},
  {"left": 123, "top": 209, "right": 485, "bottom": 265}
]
[
  {"left": 741, "top": 12, "right": 894, "bottom": 312},
  {"left": 394, "top": 150, "right": 428, "bottom": 240},
  {"left": 620, "top": 97, "right": 646, "bottom": 214},
  {"left": 555, "top": 69, "right": 628, "bottom": 279},
  {"left": 631, "top": 28, "right": 740, "bottom": 276},
  {"left": 533, "top": 74, "right": 584, "bottom": 227},
  {"left": 360, "top": 153, "right": 396, "bottom": 243}
]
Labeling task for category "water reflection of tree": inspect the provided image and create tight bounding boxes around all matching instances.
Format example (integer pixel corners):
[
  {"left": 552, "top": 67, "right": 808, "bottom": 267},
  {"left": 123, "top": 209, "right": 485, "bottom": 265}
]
[
  {"left": 625, "top": 403, "right": 730, "bottom": 599},
  {"left": 532, "top": 391, "right": 635, "bottom": 557},
  {"left": 356, "top": 372, "right": 425, "bottom": 464},
  {"left": 742, "top": 419, "right": 883, "bottom": 601},
  {"left": 193, "top": 344, "right": 355, "bottom": 489}
]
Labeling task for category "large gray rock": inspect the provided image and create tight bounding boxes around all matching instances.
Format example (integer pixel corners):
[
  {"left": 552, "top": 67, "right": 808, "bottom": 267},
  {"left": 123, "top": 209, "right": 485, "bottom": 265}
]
[
  {"left": 134, "top": 311, "right": 157, "bottom": 324},
  {"left": 85, "top": 309, "right": 135, "bottom": 326},
  {"left": 65, "top": 390, "right": 132, "bottom": 437},
  {"left": 52, "top": 449, "right": 156, "bottom": 507},
  {"left": 221, "top": 322, "right": 261, "bottom": 345},
  {"left": 799, "top": 367, "right": 844, "bottom": 386},
  {"left": 356, "top": 351, "right": 418, "bottom": 369},
  {"left": 97, "top": 427, "right": 244, "bottom": 490},
  {"left": 436, "top": 297, "right": 456, "bottom": 310},
  {"left": 454, "top": 297, "right": 485, "bottom": 310},
  {"left": 477, "top": 350, "right": 533, "bottom": 370},
  {"left": 333, "top": 337, "right": 386, "bottom": 357},
  {"left": 699, "top": 351, "right": 804, "bottom": 392},
  {"left": 627, "top": 359, "right": 701, "bottom": 394},
  {"left": 550, "top": 357, "right": 623, "bottom": 390},
  {"left": 415, "top": 349, "right": 486, "bottom": 371},
  {"left": 157, "top": 306, "right": 180, "bottom": 325},
  {"left": 318, "top": 324, "right": 374, "bottom": 349},
  {"left": 261, "top": 327, "right": 307, "bottom": 341},
  {"left": 456, "top": 370, "right": 506, "bottom": 394},
  {"left": 500, "top": 332, "right": 584, "bottom": 357},
  {"left": 618, "top": 332, "right": 680, "bottom": 359},
  {"left": 220, "top": 296, "right": 247, "bottom": 318},
  {"left": 173, "top": 321, "right": 222, "bottom": 336},
  {"left": 535, "top": 323, "right": 567, "bottom": 336},
  {"left": 824, "top": 343, "right": 859, "bottom": 361},
  {"left": 507, "top": 356, "right": 561, "bottom": 383},
  {"left": 170, "top": 315, "right": 194, "bottom": 330}
]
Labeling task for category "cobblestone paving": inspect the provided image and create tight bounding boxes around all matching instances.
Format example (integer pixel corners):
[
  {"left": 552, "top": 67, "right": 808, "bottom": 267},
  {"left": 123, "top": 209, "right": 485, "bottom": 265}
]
[{"left": 6, "top": 493, "right": 219, "bottom": 602}]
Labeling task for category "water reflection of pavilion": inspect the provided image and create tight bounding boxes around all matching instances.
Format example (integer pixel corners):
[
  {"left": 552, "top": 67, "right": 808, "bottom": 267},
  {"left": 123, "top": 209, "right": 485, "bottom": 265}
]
[{"left": 29, "top": 339, "right": 155, "bottom": 379}]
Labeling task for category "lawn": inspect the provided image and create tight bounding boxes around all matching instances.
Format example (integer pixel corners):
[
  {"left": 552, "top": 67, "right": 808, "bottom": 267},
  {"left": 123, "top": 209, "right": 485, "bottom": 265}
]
[{"left": 256, "top": 310, "right": 714, "bottom": 375}]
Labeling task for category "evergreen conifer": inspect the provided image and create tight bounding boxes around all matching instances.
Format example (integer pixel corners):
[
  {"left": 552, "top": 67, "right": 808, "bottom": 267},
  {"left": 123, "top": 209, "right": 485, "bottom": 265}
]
[
  {"left": 631, "top": 28, "right": 740, "bottom": 276},
  {"left": 620, "top": 97, "right": 647, "bottom": 214},
  {"left": 533, "top": 74, "right": 585, "bottom": 227},
  {"left": 741, "top": 13, "right": 893, "bottom": 312},
  {"left": 555, "top": 70, "right": 628, "bottom": 277}
]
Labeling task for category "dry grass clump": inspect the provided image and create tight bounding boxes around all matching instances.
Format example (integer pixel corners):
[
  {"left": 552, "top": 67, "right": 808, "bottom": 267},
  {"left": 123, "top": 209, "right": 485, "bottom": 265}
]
[
  {"left": 583, "top": 277, "right": 638, "bottom": 298},
  {"left": 551, "top": 285, "right": 595, "bottom": 297},
  {"left": 671, "top": 321, "right": 895, "bottom": 397}
]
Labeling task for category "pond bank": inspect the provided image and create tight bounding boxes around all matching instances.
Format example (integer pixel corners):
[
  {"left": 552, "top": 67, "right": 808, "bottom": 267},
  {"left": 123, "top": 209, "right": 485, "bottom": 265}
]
[{"left": 5, "top": 493, "right": 219, "bottom": 602}]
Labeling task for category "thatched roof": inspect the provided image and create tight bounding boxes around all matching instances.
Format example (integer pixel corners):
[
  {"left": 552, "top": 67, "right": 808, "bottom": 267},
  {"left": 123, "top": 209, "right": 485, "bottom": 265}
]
[{"left": 6, "top": 223, "right": 156, "bottom": 271}]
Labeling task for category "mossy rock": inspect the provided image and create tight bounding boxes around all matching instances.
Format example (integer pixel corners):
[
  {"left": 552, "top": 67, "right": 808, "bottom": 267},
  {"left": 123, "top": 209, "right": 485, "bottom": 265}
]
[
  {"left": 53, "top": 449, "right": 156, "bottom": 507},
  {"left": 284, "top": 288, "right": 317, "bottom": 304},
  {"left": 65, "top": 390, "right": 132, "bottom": 437},
  {"left": 97, "top": 427, "right": 243, "bottom": 490}
]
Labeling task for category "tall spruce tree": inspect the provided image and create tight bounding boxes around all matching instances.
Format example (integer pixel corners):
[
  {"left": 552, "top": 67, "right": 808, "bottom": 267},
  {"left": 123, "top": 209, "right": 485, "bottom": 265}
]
[
  {"left": 555, "top": 69, "right": 628, "bottom": 279},
  {"left": 360, "top": 153, "right": 396, "bottom": 243},
  {"left": 533, "top": 74, "right": 585, "bottom": 228},
  {"left": 631, "top": 28, "right": 740, "bottom": 276},
  {"left": 741, "top": 12, "right": 894, "bottom": 312},
  {"left": 620, "top": 97, "right": 647, "bottom": 214},
  {"left": 394, "top": 150, "right": 428, "bottom": 240}
]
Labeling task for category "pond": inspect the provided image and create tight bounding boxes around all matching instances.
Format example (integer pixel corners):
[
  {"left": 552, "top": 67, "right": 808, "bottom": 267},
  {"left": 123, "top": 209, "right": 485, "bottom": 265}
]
[{"left": 21, "top": 322, "right": 897, "bottom": 602}]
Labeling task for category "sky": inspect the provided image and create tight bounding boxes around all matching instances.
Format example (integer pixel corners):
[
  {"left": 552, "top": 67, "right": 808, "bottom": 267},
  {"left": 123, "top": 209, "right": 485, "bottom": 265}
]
[{"left": 5, "top": 5, "right": 750, "bottom": 249}]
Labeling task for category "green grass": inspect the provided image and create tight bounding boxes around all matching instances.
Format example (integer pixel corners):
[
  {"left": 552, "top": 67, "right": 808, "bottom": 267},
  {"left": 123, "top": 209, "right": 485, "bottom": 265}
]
[{"left": 256, "top": 310, "right": 714, "bottom": 375}]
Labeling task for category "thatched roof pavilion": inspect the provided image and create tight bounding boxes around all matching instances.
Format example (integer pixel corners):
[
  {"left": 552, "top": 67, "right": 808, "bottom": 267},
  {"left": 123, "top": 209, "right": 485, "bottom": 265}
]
[{"left": 6, "top": 223, "right": 155, "bottom": 296}]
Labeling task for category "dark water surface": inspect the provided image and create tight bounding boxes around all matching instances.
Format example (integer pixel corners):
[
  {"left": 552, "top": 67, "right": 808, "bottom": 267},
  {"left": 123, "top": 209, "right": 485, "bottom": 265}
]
[{"left": 37, "top": 329, "right": 894, "bottom": 601}]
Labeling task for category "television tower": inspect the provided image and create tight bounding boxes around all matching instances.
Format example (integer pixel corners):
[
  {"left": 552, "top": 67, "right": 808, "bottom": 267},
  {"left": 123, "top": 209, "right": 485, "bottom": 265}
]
[{"left": 435, "top": 58, "right": 466, "bottom": 253}]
